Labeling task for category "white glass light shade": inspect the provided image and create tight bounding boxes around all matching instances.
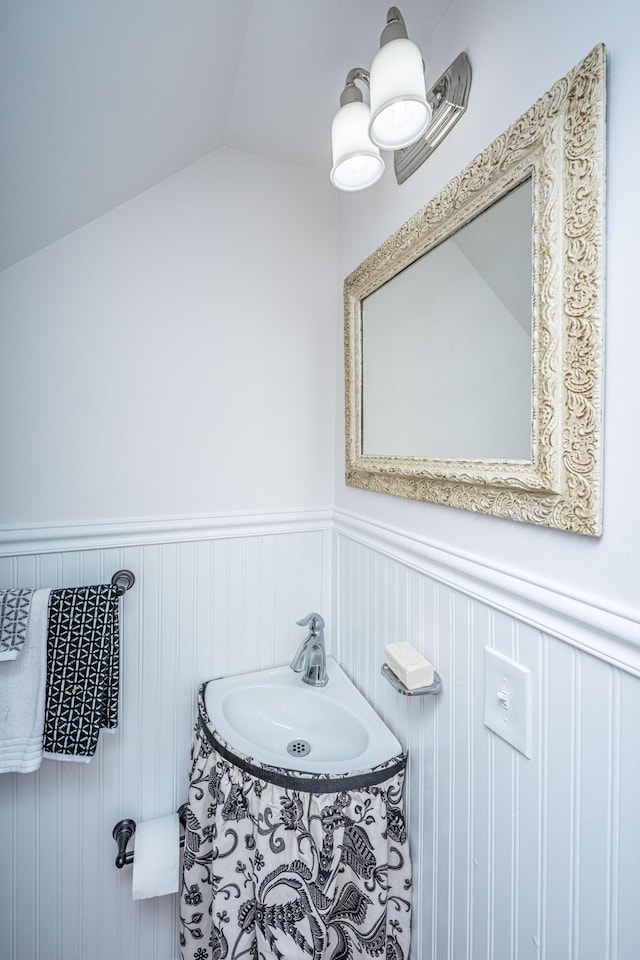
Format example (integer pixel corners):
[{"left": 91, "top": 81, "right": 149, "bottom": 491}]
[
  {"left": 368, "top": 38, "right": 432, "bottom": 150},
  {"left": 330, "top": 101, "right": 385, "bottom": 191}
]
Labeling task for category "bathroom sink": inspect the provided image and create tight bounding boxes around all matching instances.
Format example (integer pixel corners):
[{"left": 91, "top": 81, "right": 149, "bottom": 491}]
[{"left": 204, "top": 656, "right": 402, "bottom": 773}]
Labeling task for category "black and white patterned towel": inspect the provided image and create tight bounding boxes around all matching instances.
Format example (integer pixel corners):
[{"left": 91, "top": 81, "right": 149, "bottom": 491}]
[
  {"left": 43, "top": 584, "right": 120, "bottom": 761},
  {"left": 0, "top": 588, "right": 35, "bottom": 661}
]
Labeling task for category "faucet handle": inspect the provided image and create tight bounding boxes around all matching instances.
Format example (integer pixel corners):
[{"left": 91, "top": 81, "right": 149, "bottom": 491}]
[{"left": 296, "top": 612, "right": 325, "bottom": 633}]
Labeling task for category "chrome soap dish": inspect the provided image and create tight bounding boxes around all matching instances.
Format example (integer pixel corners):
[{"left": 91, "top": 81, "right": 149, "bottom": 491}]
[{"left": 381, "top": 662, "right": 442, "bottom": 696}]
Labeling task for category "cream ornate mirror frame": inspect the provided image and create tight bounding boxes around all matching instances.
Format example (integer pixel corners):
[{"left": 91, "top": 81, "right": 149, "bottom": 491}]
[{"left": 344, "top": 45, "right": 605, "bottom": 536}]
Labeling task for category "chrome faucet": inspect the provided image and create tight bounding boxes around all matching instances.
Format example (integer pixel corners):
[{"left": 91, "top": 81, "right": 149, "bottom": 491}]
[{"left": 290, "top": 613, "right": 328, "bottom": 686}]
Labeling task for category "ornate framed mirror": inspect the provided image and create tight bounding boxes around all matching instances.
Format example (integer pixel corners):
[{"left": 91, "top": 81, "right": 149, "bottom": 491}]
[{"left": 344, "top": 45, "right": 605, "bottom": 535}]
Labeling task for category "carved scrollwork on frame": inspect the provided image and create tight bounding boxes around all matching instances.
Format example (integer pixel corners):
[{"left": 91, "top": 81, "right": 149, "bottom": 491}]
[{"left": 344, "top": 45, "right": 605, "bottom": 536}]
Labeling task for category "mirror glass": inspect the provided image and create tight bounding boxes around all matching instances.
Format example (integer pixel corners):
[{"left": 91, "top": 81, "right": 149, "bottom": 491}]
[{"left": 361, "top": 179, "right": 533, "bottom": 460}]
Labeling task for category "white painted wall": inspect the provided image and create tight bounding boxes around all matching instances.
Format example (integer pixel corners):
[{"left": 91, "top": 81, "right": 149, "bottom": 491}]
[
  {"left": 335, "top": 0, "right": 640, "bottom": 614},
  {"left": 0, "top": 143, "right": 339, "bottom": 959},
  {"left": 333, "top": 2, "right": 640, "bottom": 957},
  {"left": 0, "top": 146, "right": 337, "bottom": 525}
]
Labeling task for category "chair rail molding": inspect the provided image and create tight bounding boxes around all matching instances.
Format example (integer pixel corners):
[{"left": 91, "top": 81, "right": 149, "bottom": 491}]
[
  {"left": 1, "top": 505, "right": 636, "bottom": 676},
  {"left": 0, "top": 508, "right": 334, "bottom": 557},
  {"left": 334, "top": 509, "right": 640, "bottom": 677}
]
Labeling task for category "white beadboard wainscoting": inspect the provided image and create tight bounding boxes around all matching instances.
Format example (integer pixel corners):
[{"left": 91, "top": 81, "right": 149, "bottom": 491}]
[
  {"left": 0, "top": 511, "right": 332, "bottom": 960},
  {"left": 333, "top": 512, "right": 640, "bottom": 960},
  {"left": 2, "top": 508, "right": 640, "bottom": 960}
]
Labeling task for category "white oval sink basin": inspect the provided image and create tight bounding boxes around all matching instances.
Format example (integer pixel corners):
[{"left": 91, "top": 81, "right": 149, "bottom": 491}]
[{"left": 204, "top": 656, "right": 402, "bottom": 774}]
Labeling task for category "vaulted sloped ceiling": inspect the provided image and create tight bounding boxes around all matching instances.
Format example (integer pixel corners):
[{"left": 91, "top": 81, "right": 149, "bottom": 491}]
[{"left": 0, "top": 0, "right": 452, "bottom": 271}]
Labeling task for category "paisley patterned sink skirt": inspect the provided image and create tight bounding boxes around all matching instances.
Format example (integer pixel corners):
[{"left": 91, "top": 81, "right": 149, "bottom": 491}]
[{"left": 179, "top": 682, "right": 412, "bottom": 960}]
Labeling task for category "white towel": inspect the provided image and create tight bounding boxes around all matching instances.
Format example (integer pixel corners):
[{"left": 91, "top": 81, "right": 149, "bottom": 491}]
[{"left": 0, "top": 589, "right": 51, "bottom": 773}]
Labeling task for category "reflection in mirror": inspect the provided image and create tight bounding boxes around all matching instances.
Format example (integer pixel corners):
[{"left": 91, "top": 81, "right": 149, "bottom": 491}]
[{"left": 362, "top": 179, "right": 533, "bottom": 460}]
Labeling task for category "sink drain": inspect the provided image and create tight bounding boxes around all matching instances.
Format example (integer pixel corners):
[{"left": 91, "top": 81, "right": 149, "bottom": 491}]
[{"left": 287, "top": 739, "right": 311, "bottom": 757}]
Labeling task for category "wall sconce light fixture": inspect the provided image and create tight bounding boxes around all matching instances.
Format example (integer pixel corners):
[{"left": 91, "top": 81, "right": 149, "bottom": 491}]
[{"left": 330, "top": 7, "right": 471, "bottom": 191}]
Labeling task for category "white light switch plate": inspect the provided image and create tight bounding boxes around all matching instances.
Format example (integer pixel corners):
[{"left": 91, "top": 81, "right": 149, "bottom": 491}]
[{"left": 484, "top": 647, "right": 533, "bottom": 758}]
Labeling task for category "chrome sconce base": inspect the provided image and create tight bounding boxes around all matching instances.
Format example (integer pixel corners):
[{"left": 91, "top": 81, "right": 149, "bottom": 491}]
[{"left": 394, "top": 51, "right": 471, "bottom": 184}]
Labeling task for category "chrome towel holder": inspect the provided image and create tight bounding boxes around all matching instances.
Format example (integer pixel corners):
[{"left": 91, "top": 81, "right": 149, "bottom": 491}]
[{"left": 111, "top": 570, "right": 135, "bottom": 596}]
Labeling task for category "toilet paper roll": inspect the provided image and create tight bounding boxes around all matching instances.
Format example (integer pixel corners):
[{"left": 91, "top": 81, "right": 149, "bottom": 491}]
[{"left": 131, "top": 813, "right": 180, "bottom": 900}]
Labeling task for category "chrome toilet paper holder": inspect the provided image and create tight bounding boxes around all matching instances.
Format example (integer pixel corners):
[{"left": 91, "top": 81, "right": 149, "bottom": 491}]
[{"left": 112, "top": 803, "right": 187, "bottom": 868}]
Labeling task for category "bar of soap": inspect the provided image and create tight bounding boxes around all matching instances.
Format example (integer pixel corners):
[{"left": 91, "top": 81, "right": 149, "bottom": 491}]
[{"left": 384, "top": 642, "right": 434, "bottom": 690}]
